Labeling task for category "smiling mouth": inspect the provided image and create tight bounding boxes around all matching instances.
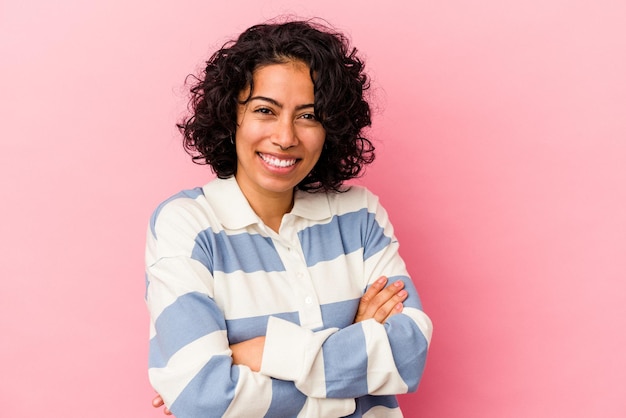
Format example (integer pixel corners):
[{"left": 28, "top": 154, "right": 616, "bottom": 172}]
[{"left": 258, "top": 152, "right": 298, "bottom": 168}]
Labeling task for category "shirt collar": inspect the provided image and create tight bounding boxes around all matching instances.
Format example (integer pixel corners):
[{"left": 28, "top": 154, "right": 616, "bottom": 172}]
[
  {"left": 203, "top": 176, "right": 333, "bottom": 229},
  {"left": 291, "top": 189, "right": 332, "bottom": 221},
  {"left": 202, "top": 177, "right": 259, "bottom": 230}
]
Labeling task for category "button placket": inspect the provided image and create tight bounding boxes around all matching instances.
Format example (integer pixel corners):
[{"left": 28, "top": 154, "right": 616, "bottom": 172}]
[{"left": 273, "top": 223, "right": 323, "bottom": 329}]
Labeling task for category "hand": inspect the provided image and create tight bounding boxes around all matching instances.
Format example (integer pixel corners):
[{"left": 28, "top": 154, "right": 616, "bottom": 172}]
[
  {"left": 152, "top": 394, "right": 172, "bottom": 415},
  {"left": 354, "top": 276, "right": 407, "bottom": 324},
  {"left": 230, "top": 336, "right": 266, "bottom": 372}
]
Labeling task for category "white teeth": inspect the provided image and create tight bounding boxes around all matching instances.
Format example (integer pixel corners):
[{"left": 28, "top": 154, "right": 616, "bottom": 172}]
[{"left": 259, "top": 153, "right": 296, "bottom": 168}]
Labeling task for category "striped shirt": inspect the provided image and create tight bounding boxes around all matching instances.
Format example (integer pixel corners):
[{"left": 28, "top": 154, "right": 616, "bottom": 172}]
[{"left": 146, "top": 176, "right": 432, "bottom": 417}]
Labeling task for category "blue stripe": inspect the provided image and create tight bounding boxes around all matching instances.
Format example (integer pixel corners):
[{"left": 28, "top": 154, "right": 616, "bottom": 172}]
[
  {"left": 226, "top": 300, "right": 358, "bottom": 343},
  {"left": 144, "top": 272, "right": 149, "bottom": 301},
  {"left": 299, "top": 209, "right": 391, "bottom": 267},
  {"left": 170, "top": 355, "right": 239, "bottom": 418},
  {"left": 191, "top": 230, "right": 285, "bottom": 274},
  {"left": 362, "top": 215, "right": 393, "bottom": 261},
  {"left": 322, "top": 324, "right": 369, "bottom": 398},
  {"left": 150, "top": 188, "right": 204, "bottom": 238},
  {"left": 385, "top": 314, "right": 428, "bottom": 392},
  {"left": 378, "top": 275, "right": 427, "bottom": 391},
  {"left": 319, "top": 298, "right": 360, "bottom": 330},
  {"left": 225, "top": 311, "right": 300, "bottom": 344},
  {"left": 263, "top": 379, "right": 307, "bottom": 418},
  {"left": 346, "top": 395, "right": 399, "bottom": 417},
  {"left": 149, "top": 292, "right": 226, "bottom": 368}
]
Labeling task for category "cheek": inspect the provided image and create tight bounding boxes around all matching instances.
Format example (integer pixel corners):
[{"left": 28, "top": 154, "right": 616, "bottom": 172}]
[
  {"left": 307, "top": 126, "right": 326, "bottom": 151},
  {"left": 316, "top": 140, "right": 325, "bottom": 157},
  {"left": 309, "top": 137, "right": 326, "bottom": 165},
  {"left": 235, "top": 121, "right": 258, "bottom": 147},
  {"left": 315, "top": 133, "right": 327, "bottom": 156}
]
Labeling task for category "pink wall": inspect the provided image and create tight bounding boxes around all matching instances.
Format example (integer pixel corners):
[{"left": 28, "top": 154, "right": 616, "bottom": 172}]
[{"left": 1, "top": 1, "right": 625, "bottom": 417}]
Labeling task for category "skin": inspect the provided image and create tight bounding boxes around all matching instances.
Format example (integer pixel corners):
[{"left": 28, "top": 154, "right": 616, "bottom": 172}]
[
  {"left": 152, "top": 60, "right": 408, "bottom": 414},
  {"left": 354, "top": 276, "right": 407, "bottom": 324},
  {"left": 234, "top": 60, "right": 326, "bottom": 232}
]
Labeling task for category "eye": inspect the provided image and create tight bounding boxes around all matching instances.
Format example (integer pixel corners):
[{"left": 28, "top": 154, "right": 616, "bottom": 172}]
[
  {"left": 254, "top": 107, "right": 274, "bottom": 115},
  {"left": 299, "top": 113, "right": 317, "bottom": 121}
]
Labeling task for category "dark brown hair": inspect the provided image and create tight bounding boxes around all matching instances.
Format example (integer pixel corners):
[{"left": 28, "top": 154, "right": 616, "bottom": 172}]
[{"left": 179, "top": 19, "right": 374, "bottom": 191}]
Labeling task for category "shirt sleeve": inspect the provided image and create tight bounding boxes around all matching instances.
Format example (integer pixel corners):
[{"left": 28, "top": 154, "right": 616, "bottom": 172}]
[
  {"left": 146, "top": 202, "right": 356, "bottom": 418},
  {"left": 260, "top": 190, "right": 433, "bottom": 399}
]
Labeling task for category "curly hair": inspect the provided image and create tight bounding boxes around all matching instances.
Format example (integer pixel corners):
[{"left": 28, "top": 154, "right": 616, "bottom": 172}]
[{"left": 178, "top": 18, "right": 375, "bottom": 192}]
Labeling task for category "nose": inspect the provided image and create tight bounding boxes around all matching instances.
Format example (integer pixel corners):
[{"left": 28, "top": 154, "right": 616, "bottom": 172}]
[{"left": 271, "top": 118, "right": 298, "bottom": 150}]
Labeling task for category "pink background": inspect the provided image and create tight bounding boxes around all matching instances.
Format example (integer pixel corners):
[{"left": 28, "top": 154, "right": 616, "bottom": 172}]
[{"left": 1, "top": 1, "right": 625, "bottom": 417}]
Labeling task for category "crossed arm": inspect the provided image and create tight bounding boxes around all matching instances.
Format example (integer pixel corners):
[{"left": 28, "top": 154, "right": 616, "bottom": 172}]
[{"left": 151, "top": 275, "right": 408, "bottom": 414}]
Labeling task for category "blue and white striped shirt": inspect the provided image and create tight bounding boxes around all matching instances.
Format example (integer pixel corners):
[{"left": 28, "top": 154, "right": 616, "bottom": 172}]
[{"left": 146, "top": 176, "right": 432, "bottom": 417}]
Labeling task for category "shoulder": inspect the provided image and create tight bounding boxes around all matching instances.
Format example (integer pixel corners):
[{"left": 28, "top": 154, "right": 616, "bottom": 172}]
[
  {"left": 326, "top": 185, "right": 382, "bottom": 214},
  {"left": 148, "top": 185, "right": 212, "bottom": 240}
]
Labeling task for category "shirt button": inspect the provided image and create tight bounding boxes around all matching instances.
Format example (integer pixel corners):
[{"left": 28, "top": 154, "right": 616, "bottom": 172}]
[
  {"left": 297, "top": 272, "right": 304, "bottom": 279},
  {"left": 305, "top": 296, "right": 313, "bottom": 304}
]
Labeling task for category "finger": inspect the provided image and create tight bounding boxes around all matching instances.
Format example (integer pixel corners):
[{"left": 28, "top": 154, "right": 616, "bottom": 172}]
[
  {"left": 152, "top": 395, "right": 164, "bottom": 408},
  {"left": 374, "top": 289, "right": 408, "bottom": 323},
  {"left": 356, "top": 279, "right": 405, "bottom": 323},
  {"left": 164, "top": 407, "right": 172, "bottom": 415},
  {"left": 384, "top": 302, "right": 404, "bottom": 323},
  {"left": 368, "top": 280, "right": 404, "bottom": 314},
  {"left": 361, "top": 276, "right": 387, "bottom": 305},
  {"left": 356, "top": 276, "right": 387, "bottom": 317}
]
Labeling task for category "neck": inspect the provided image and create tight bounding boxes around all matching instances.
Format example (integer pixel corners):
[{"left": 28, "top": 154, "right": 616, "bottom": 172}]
[
  {"left": 252, "top": 195, "right": 293, "bottom": 233},
  {"left": 236, "top": 181, "right": 294, "bottom": 233}
]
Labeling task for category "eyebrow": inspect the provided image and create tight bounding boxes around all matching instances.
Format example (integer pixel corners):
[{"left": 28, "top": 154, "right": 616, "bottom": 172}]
[{"left": 248, "top": 96, "right": 315, "bottom": 111}]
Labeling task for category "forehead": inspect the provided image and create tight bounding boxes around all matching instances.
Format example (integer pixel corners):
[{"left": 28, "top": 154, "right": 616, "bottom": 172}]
[{"left": 240, "top": 60, "right": 314, "bottom": 98}]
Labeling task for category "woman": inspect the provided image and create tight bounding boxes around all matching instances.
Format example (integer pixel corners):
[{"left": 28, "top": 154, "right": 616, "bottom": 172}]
[{"left": 146, "top": 19, "right": 433, "bottom": 417}]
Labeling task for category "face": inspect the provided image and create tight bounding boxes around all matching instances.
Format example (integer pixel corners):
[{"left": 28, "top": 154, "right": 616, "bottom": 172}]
[{"left": 234, "top": 60, "right": 326, "bottom": 206}]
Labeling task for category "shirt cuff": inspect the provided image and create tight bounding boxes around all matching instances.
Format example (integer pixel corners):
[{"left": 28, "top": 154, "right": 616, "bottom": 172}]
[{"left": 261, "top": 316, "right": 337, "bottom": 383}]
